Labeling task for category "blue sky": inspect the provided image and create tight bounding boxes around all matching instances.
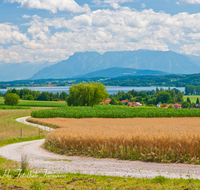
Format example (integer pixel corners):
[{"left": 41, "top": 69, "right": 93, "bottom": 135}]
[{"left": 1, "top": 0, "right": 200, "bottom": 64}]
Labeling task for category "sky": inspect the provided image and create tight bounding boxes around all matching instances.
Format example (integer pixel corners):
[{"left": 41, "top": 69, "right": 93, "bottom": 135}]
[{"left": 1, "top": 0, "right": 200, "bottom": 64}]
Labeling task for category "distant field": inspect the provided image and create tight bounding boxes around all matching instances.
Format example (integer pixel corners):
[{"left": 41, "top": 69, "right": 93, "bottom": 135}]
[
  {"left": 183, "top": 95, "right": 200, "bottom": 103},
  {"left": 0, "top": 97, "right": 3, "bottom": 101},
  {"left": 32, "top": 105, "right": 200, "bottom": 118},
  {"left": 0, "top": 100, "right": 67, "bottom": 107}
]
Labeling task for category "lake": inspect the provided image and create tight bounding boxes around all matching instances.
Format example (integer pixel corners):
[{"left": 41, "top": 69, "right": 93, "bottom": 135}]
[{"left": 0, "top": 86, "right": 185, "bottom": 94}]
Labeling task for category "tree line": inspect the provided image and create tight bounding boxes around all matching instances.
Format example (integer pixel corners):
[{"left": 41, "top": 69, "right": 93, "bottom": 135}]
[
  {"left": 185, "top": 85, "right": 200, "bottom": 95},
  {"left": 0, "top": 84, "right": 7, "bottom": 89},
  {"left": 109, "top": 88, "right": 184, "bottom": 106},
  {"left": 6, "top": 88, "right": 68, "bottom": 101}
]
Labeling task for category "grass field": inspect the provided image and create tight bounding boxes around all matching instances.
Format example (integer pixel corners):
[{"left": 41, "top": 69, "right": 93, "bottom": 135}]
[
  {"left": 0, "top": 97, "right": 3, "bottom": 100},
  {"left": 32, "top": 105, "right": 200, "bottom": 118},
  {"left": 0, "top": 173, "right": 200, "bottom": 190},
  {"left": 183, "top": 95, "right": 200, "bottom": 103},
  {"left": 0, "top": 109, "right": 47, "bottom": 170},
  {"left": 0, "top": 110, "right": 47, "bottom": 142},
  {"left": 0, "top": 100, "right": 67, "bottom": 107}
]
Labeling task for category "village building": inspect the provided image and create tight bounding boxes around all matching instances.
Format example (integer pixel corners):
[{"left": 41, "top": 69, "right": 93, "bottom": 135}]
[
  {"left": 195, "top": 104, "right": 200, "bottom": 108},
  {"left": 174, "top": 103, "right": 182, "bottom": 109},
  {"left": 121, "top": 100, "right": 129, "bottom": 105}
]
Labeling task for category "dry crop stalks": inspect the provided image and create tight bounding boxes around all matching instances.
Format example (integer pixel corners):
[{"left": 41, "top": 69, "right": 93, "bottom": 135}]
[{"left": 39, "top": 117, "right": 200, "bottom": 164}]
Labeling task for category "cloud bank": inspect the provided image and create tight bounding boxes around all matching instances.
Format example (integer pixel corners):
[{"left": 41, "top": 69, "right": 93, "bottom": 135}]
[
  {"left": 178, "top": 0, "right": 200, "bottom": 4},
  {"left": 5, "top": 0, "right": 90, "bottom": 13},
  {"left": 1, "top": 6, "right": 200, "bottom": 63}
]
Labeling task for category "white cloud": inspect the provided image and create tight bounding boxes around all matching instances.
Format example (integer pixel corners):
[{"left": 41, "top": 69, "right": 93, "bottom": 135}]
[
  {"left": 94, "top": 0, "right": 134, "bottom": 9},
  {"left": 2, "top": 8, "right": 200, "bottom": 63},
  {"left": 5, "top": 0, "right": 90, "bottom": 13},
  {"left": 0, "top": 24, "right": 28, "bottom": 44},
  {"left": 177, "top": 0, "right": 200, "bottom": 4},
  {"left": 141, "top": 3, "right": 146, "bottom": 8}
]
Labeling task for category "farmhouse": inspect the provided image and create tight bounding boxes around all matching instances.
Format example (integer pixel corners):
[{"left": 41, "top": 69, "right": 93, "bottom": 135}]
[
  {"left": 135, "top": 102, "right": 142, "bottom": 106},
  {"left": 121, "top": 100, "right": 129, "bottom": 105},
  {"left": 195, "top": 104, "right": 200, "bottom": 108},
  {"left": 100, "top": 99, "right": 111, "bottom": 105},
  {"left": 174, "top": 103, "right": 182, "bottom": 109}
]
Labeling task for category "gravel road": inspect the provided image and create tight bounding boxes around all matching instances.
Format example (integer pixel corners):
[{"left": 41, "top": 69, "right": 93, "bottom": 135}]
[{"left": 0, "top": 116, "right": 200, "bottom": 179}]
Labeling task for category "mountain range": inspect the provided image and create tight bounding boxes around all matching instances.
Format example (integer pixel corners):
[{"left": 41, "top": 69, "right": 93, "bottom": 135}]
[
  {"left": 30, "top": 50, "right": 200, "bottom": 80},
  {"left": 0, "top": 62, "right": 54, "bottom": 82},
  {"left": 74, "top": 67, "right": 167, "bottom": 78},
  {"left": 1, "top": 50, "right": 200, "bottom": 82}
]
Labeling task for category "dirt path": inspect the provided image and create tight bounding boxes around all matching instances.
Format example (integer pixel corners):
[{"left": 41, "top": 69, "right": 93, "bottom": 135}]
[{"left": 0, "top": 117, "right": 200, "bottom": 179}]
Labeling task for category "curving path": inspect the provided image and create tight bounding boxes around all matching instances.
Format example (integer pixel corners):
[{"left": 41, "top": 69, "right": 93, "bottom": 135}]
[{"left": 0, "top": 117, "right": 200, "bottom": 179}]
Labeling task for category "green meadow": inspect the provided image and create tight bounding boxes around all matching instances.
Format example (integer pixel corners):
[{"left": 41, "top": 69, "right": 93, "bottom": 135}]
[{"left": 183, "top": 95, "right": 200, "bottom": 103}]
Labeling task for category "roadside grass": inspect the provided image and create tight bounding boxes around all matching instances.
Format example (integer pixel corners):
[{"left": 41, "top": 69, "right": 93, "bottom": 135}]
[
  {"left": 0, "top": 109, "right": 48, "bottom": 169},
  {"left": 32, "top": 105, "right": 200, "bottom": 118},
  {"left": 0, "top": 100, "right": 67, "bottom": 107},
  {"left": 0, "top": 173, "right": 200, "bottom": 189},
  {"left": 27, "top": 118, "right": 59, "bottom": 129},
  {"left": 183, "top": 95, "right": 200, "bottom": 103},
  {"left": 0, "top": 110, "right": 47, "bottom": 141}
]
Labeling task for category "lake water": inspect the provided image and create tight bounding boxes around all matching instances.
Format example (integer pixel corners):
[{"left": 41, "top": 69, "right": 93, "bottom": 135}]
[{"left": 0, "top": 86, "right": 185, "bottom": 94}]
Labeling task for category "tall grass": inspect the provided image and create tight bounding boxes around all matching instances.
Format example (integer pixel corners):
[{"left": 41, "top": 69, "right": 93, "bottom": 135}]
[
  {"left": 32, "top": 105, "right": 200, "bottom": 118},
  {"left": 45, "top": 118, "right": 200, "bottom": 164},
  {"left": 0, "top": 110, "right": 47, "bottom": 142}
]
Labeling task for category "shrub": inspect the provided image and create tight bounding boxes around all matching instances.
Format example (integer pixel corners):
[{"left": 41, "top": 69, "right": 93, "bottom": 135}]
[
  {"left": 182, "top": 101, "right": 190, "bottom": 108},
  {"left": 4, "top": 93, "right": 20, "bottom": 106}
]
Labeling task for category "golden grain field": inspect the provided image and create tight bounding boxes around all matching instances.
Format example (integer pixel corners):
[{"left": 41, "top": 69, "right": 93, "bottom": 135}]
[{"left": 29, "top": 117, "right": 200, "bottom": 164}]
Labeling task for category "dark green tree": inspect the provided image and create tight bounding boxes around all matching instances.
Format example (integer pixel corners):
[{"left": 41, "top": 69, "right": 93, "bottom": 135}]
[
  {"left": 182, "top": 101, "right": 190, "bottom": 108},
  {"left": 4, "top": 93, "right": 20, "bottom": 106},
  {"left": 196, "top": 98, "right": 199, "bottom": 104},
  {"left": 167, "top": 90, "right": 176, "bottom": 102},
  {"left": 110, "top": 97, "right": 118, "bottom": 105},
  {"left": 176, "top": 92, "right": 184, "bottom": 103},
  {"left": 156, "top": 91, "right": 172, "bottom": 104},
  {"left": 187, "top": 97, "right": 191, "bottom": 104}
]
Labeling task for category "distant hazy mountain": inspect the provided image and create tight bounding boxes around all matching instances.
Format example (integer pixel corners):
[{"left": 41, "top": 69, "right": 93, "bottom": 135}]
[
  {"left": 74, "top": 67, "right": 167, "bottom": 78},
  {"left": 31, "top": 50, "right": 200, "bottom": 80},
  {"left": 0, "top": 62, "right": 55, "bottom": 82},
  {"left": 185, "top": 55, "right": 200, "bottom": 67}
]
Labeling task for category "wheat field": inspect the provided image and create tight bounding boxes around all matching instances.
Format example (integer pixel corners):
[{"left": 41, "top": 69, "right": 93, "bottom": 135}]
[{"left": 29, "top": 117, "right": 200, "bottom": 164}]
